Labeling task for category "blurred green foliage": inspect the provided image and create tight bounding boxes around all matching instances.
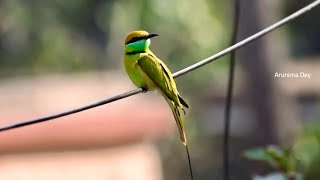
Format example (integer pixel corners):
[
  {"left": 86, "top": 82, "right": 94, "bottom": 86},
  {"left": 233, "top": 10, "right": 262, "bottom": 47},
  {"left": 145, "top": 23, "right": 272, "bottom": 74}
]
[
  {"left": 0, "top": 0, "right": 108, "bottom": 77},
  {"left": 244, "top": 120, "right": 320, "bottom": 180},
  {"left": 244, "top": 145, "right": 297, "bottom": 173},
  {"left": 0, "top": 0, "right": 233, "bottom": 91}
]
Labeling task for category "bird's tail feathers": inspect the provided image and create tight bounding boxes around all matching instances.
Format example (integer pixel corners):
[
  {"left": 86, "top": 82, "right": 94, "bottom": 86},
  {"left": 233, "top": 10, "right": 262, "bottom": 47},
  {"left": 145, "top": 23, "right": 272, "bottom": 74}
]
[{"left": 166, "top": 98, "right": 187, "bottom": 145}]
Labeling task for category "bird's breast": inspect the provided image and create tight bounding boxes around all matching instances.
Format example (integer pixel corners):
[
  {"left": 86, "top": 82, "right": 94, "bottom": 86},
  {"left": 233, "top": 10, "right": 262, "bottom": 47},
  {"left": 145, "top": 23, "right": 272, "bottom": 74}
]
[{"left": 124, "top": 54, "right": 156, "bottom": 90}]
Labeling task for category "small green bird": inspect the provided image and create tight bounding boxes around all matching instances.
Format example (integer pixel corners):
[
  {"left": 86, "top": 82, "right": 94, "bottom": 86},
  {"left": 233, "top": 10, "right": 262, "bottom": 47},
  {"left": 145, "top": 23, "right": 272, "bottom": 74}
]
[
  {"left": 123, "top": 30, "right": 189, "bottom": 145},
  {"left": 124, "top": 30, "right": 193, "bottom": 179}
]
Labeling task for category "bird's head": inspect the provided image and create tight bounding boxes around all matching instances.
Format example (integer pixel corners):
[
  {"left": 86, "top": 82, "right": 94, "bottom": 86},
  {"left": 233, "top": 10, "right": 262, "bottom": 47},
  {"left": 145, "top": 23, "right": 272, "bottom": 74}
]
[{"left": 124, "top": 30, "right": 158, "bottom": 54}]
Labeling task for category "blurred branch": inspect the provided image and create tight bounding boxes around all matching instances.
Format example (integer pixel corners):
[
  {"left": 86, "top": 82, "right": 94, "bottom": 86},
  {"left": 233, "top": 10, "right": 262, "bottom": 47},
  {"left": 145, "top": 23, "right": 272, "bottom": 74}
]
[
  {"left": 0, "top": 0, "right": 319, "bottom": 132},
  {"left": 223, "top": 1, "right": 240, "bottom": 180}
]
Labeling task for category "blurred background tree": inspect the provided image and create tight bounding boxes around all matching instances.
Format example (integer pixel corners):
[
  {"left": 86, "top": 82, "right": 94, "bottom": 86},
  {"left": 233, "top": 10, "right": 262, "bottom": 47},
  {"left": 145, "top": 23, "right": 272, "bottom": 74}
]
[{"left": 0, "top": 0, "right": 232, "bottom": 83}]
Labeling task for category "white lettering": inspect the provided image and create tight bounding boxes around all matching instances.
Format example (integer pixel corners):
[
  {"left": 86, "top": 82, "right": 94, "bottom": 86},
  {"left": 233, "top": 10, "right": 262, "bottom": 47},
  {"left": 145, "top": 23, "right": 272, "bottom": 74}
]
[{"left": 274, "top": 72, "right": 311, "bottom": 78}]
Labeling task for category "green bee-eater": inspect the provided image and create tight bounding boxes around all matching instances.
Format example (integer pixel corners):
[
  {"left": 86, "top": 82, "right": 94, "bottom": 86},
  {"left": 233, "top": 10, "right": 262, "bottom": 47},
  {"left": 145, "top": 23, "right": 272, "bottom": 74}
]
[
  {"left": 123, "top": 30, "right": 189, "bottom": 145},
  {"left": 124, "top": 30, "right": 193, "bottom": 179}
]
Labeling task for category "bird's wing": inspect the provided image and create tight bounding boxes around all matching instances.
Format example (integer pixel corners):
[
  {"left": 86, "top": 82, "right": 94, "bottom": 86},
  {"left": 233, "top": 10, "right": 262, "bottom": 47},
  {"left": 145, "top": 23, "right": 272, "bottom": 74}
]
[
  {"left": 138, "top": 54, "right": 188, "bottom": 144},
  {"left": 137, "top": 54, "right": 177, "bottom": 102}
]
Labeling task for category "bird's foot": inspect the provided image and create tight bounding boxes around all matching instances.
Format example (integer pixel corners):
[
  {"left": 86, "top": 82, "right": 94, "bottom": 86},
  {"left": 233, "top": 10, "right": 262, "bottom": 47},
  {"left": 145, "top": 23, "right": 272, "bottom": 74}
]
[{"left": 141, "top": 87, "right": 148, "bottom": 93}]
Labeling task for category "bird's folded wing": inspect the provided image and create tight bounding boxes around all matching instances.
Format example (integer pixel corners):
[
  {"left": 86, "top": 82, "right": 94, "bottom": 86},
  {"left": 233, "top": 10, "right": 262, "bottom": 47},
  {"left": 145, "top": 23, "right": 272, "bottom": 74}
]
[{"left": 137, "top": 55, "right": 176, "bottom": 101}]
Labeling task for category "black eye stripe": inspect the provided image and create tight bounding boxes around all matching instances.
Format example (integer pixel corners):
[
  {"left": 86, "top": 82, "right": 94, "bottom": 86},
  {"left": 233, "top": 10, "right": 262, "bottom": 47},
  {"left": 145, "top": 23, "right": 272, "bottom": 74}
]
[{"left": 126, "top": 36, "right": 146, "bottom": 45}]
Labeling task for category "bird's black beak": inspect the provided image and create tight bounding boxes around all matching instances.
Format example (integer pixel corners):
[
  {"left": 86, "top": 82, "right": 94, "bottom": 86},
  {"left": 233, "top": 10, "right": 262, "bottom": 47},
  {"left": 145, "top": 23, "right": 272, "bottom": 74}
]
[{"left": 145, "top": 33, "right": 159, "bottom": 39}]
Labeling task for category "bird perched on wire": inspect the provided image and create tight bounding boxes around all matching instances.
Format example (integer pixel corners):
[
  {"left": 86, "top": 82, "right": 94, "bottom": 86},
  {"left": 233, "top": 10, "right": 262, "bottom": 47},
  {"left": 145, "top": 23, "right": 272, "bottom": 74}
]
[{"left": 123, "top": 30, "right": 193, "bottom": 179}]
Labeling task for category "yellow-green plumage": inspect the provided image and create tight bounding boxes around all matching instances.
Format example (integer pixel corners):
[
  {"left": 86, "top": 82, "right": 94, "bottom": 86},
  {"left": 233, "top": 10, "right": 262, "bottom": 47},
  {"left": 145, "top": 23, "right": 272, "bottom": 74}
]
[{"left": 124, "top": 30, "right": 189, "bottom": 145}]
